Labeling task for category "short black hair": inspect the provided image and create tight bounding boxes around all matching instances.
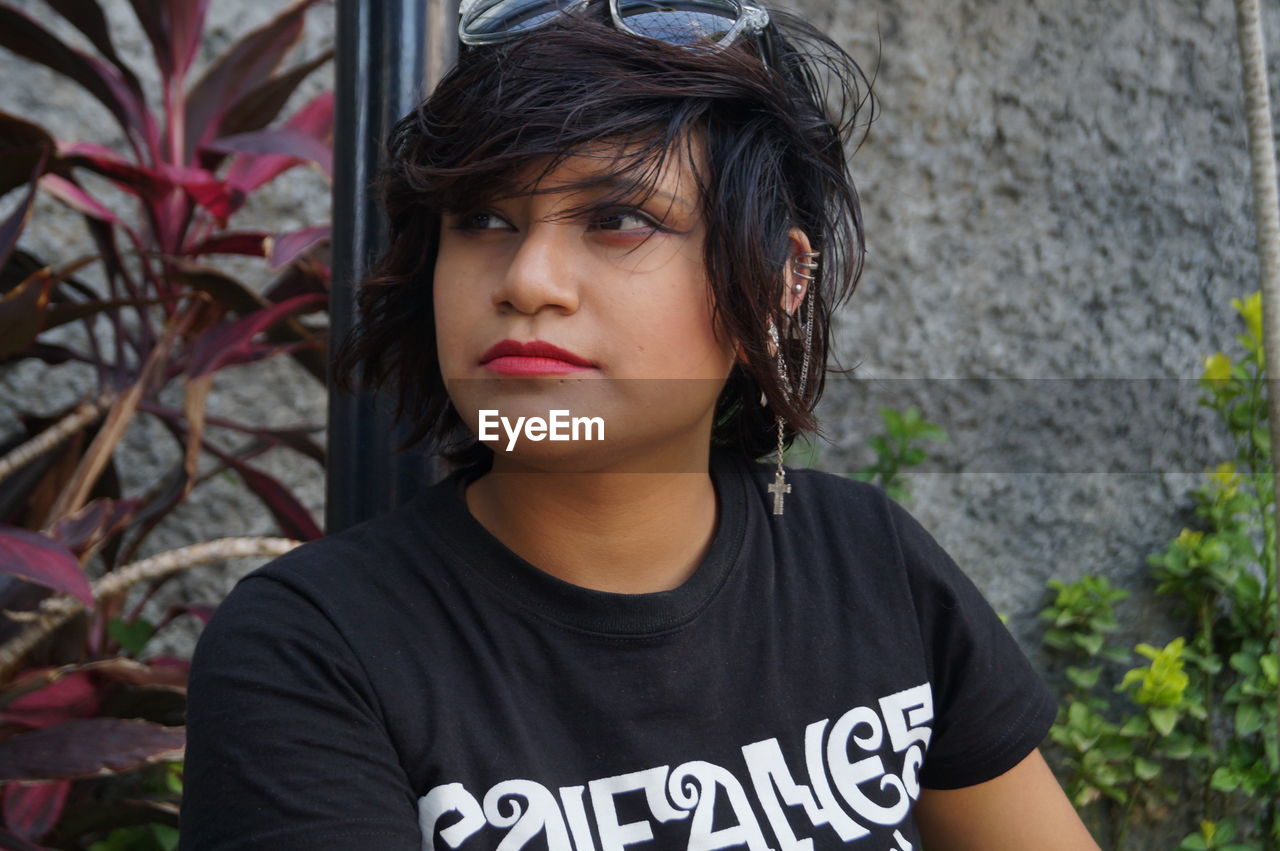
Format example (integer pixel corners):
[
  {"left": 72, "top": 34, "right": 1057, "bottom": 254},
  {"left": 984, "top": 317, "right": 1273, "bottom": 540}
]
[{"left": 331, "top": 1, "right": 874, "bottom": 468}]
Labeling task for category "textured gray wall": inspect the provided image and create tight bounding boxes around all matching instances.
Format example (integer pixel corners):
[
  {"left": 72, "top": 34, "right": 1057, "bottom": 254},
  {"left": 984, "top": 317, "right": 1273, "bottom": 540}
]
[
  {"left": 1, "top": 0, "right": 1274, "bottom": 845},
  {"left": 803, "top": 0, "right": 1265, "bottom": 627}
]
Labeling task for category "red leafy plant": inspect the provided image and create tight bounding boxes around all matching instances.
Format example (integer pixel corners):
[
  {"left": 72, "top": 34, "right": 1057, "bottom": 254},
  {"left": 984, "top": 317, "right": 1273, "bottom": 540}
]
[{"left": 0, "top": 1, "right": 333, "bottom": 846}]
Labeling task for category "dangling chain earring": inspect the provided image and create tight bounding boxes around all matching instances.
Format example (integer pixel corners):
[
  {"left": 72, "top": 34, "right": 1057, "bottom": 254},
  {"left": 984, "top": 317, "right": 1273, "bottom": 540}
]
[{"left": 765, "top": 250, "right": 818, "bottom": 516}]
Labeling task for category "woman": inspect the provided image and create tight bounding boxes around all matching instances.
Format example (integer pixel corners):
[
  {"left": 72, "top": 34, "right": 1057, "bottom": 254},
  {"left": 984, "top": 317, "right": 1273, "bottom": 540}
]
[{"left": 181, "top": 2, "right": 1100, "bottom": 848}]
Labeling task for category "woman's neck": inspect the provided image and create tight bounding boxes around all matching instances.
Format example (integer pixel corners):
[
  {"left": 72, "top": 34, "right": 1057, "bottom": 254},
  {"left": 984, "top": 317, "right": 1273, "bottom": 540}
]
[{"left": 462, "top": 447, "right": 720, "bottom": 594}]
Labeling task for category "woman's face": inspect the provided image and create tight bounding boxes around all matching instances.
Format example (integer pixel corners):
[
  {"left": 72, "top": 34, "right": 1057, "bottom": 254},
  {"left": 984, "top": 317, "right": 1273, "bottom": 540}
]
[{"left": 433, "top": 141, "right": 739, "bottom": 471}]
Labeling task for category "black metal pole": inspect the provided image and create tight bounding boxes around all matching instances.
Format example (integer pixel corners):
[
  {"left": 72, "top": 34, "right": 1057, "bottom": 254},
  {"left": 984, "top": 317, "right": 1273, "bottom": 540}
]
[{"left": 327, "top": 0, "right": 459, "bottom": 533}]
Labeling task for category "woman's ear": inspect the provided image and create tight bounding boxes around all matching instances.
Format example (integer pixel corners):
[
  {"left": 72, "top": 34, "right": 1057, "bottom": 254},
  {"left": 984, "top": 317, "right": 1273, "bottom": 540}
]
[
  {"left": 782, "top": 226, "right": 815, "bottom": 316},
  {"left": 734, "top": 228, "right": 816, "bottom": 367}
]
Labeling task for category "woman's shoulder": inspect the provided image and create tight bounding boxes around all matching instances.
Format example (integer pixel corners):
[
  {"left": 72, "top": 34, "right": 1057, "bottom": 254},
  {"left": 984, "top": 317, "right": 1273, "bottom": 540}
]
[
  {"left": 736, "top": 451, "right": 891, "bottom": 511},
  {"left": 204, "top": 488, "right": 450, "bottom": 637},
  {"left": 246, "top": 499, "right": 419, "bottom": 583},
  {"left": 747, "top": 456, "right": 973, "bottom": 594},
  {"left": 736, "top": 453, "right": 905, "bottom": 543}
]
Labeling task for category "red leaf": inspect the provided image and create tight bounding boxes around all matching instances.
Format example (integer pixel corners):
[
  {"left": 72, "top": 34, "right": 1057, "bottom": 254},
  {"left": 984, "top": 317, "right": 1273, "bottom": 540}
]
[
  {"left": 56, "top": 142, "right": 169, "bottom": 199},
  {"left": 164, "top": 260, "right": 266, "bottom": 315},
  {"left": 47, "top": 497, "right": 139, "bottom": 559},
  {"left": 0, "top": 270, "right": 53, "bottom": 360},
  {"left": 207, "top": 339, "right": 316, "bottom": 371},
  {"left": 47, "top": 500, "right": 114, "bottom": 553},
  {"left": 127, "top": 0, "right": 211, "bottom": 83},
  {"left": 0, "top": 7, "right": 154, "bottom": 152},
  {"left": 159, "top": 603, "right": 216, "bottom": 627},
  {"left": 0, "top": 112, "right": 54, "bottom": 199},
  {"left": 236, "top": 424, "right": 325, "bottom": 465},
  {"left": 285, "top": 89, "right": 334, "bottom": 141},
  {"left": 80, "top": 658, "right": 187, "bottom": 691},
  {"left": 263, "top": 256, "right": 330, "bottom": 303},
  {"left": 43, "top": 296, "right": 170, "bottom": 334},
  {"left": 1, "top": 150, "right": 44, "bottom": 281},
  {"left": 183, "top": 230, "right": 269, "bottom": 258},
  {"left": 179, "top": 180, "right": 234, "bottom": 224},
  {"left": 209, "top": 127, "right": 331, "bottom": 175},
  {"left": 185, "top": 292, "right": 323, "bottom": 377},
  {"left": 225, "top": 458, "right": 322, "bottom": 541},
  {"left": 1, "top": 673, "right": 99, "bottom": 730},
  {"left": 0, "top": 527, "right": 93, "bottom": 607},
  {"left": 222, "top": 90, "right": 334, "bottom": 193},
  {"left": 0, "top": 719, "right": 184, "bottom": 782},
  {"left": 0, "top": 659, "right": 187, "bottom": 714},
  {"left": 269, "top": 224, "right": 329, "bottom": 269},
  {"left": 1, "top": 780, "right": 69, "bottom": 842},
  {"left": 218, "top": 149, "right": 295, "bottom": 197},
  {"left": 218, "top": 48, "right": 334, "bottom": 139},
  {"left": 36, "top": 174, "right": 122, "bottom": 226},
  {"left": 44, "top": 0, "right": 147, "bottom": 99},
  {"left": 182, "top": 0, "right": 324, "bottom": 163}
]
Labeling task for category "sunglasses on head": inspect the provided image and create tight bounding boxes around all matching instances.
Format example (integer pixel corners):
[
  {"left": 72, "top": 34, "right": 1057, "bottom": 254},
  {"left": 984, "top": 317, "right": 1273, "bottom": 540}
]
[{"left": 458, "top": 0, "right": 773, "bottom": 59}]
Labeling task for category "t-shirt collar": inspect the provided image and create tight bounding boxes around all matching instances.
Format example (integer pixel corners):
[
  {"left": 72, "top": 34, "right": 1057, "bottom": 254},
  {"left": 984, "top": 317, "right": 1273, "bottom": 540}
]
[{"left": 412, "top": 447, "right": 752, "bottom": 636}]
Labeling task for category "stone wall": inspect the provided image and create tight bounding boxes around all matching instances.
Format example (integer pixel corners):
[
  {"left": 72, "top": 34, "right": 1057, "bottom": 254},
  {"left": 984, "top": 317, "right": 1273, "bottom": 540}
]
[
  {"left": 2, "top": 0, "right": 1275, "bottom": 846},
  {"left": 796, "top": 0, "right": 1265, "bottom": 642}
]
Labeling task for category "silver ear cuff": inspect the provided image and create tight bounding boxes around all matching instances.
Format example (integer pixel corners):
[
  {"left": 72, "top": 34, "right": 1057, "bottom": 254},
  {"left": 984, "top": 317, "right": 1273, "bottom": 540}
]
[{"left": 790, "top": 250, "right": 820, "bottom": 281}]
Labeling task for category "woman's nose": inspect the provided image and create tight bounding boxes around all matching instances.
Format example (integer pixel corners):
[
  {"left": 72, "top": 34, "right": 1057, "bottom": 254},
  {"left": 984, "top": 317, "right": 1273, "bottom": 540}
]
[{"left": 492, "top": 221, "right": 581, "bottom": 315}]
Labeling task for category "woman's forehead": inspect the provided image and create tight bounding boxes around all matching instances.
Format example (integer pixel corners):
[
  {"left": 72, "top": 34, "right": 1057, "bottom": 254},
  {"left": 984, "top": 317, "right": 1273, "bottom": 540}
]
[{"left": 499, "top": 134, "right": 706, "bottom": 211}]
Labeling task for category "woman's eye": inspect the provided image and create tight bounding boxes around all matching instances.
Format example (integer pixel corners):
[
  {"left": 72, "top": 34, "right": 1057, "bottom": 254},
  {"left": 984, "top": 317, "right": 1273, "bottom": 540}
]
[
  {"left": 453, "top": 211, "right": 509, "bottom": 231},
  {"left": 593, "top": 209, "right": 659, "bottom": 232}
]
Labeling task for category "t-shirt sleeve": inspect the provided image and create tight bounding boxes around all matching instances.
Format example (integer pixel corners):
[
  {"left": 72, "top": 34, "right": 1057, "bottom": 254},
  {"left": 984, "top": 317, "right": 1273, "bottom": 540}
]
[
  {"left": 179, "top": 568, "right": 421, "bottom": 850},
  {"left": 883, "top": 495, "right": 1058, "bottom": 791}
]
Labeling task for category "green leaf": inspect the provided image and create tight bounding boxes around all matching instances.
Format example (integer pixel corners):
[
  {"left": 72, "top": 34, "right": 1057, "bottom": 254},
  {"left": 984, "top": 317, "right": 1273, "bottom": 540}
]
[
  {"left": 1149, "top": 706, "right": 1179, "bottom": 736},
  {"left": 1120, "top": 714, "right": 1150, "bottom": 736},
  {"left": 900, "top": 447, "right": 926, "bottom": 466},
  {"left": 1200, "top": 536, "right": 1231, "bottom": 563},
  {"left": 1260, "top": 653, "right": 1278, "bottom": 684},
  {"left": 915, "top": 424, "right": 948, "bottom": 442},
  {"left": 1235, "top": 702, "right": 1263, "bottom": 737},
  {"left": 1067, "top": 666, "right": 1102, "bottom": 690},
  {"left": 1077, "top": 632, "right": 1104, "bottom": 656},
  {"left": 1134, "top": 756, "right": 1160, "bottom": 781},
  {"left": 1118, "top": 668, "right": 1145, "bottom": 691},
  {"left": 1209, "top": 766, "right": 1241, "bottom": 792},
  {"left": 1213, "top": 818, "right": 1238, "bottom": 843},
  {"left": 107, "top": 616, "right": 156, "bottom": 656},
  {"left": 1161, "top": 734, "right": 1196, "bottom": 760},
  {"left": 1043, "top": 628, "right": 1073, "bottom": 651},
  {"left": 155, "top": 824, "right": 180, "bottom": 851},
  {"left": 1135, "top": 642, "right": 1161, "bottom": 661},
  {"left": 89, "top": 825, "right": 169, "bottom": 851},
  {"left": 165, "top": 761, "right": 184, "bottom": 794}
]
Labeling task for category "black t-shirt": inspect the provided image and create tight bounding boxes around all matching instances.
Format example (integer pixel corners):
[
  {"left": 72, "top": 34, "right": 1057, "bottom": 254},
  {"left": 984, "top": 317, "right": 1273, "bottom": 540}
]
[{"left": 180, "top": 449, "right": 1057, "bottom": 850}]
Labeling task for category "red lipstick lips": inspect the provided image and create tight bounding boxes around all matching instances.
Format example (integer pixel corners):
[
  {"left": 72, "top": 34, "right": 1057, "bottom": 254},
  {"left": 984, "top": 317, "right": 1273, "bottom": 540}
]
[{"left": 480, "top": 339, "right": 596, "bottom": 376}]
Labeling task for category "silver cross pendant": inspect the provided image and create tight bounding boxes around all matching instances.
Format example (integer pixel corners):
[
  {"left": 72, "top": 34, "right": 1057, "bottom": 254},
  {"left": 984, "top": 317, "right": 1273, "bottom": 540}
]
[{"left": 768, "top": 469, "right": 791, "bottom": 515}]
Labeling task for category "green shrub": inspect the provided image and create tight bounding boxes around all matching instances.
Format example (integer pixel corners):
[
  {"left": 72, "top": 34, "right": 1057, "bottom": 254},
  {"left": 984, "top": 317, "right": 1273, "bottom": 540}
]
[{"left": 1040, "top": 292, "right": 1279, "bottom": 849}]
